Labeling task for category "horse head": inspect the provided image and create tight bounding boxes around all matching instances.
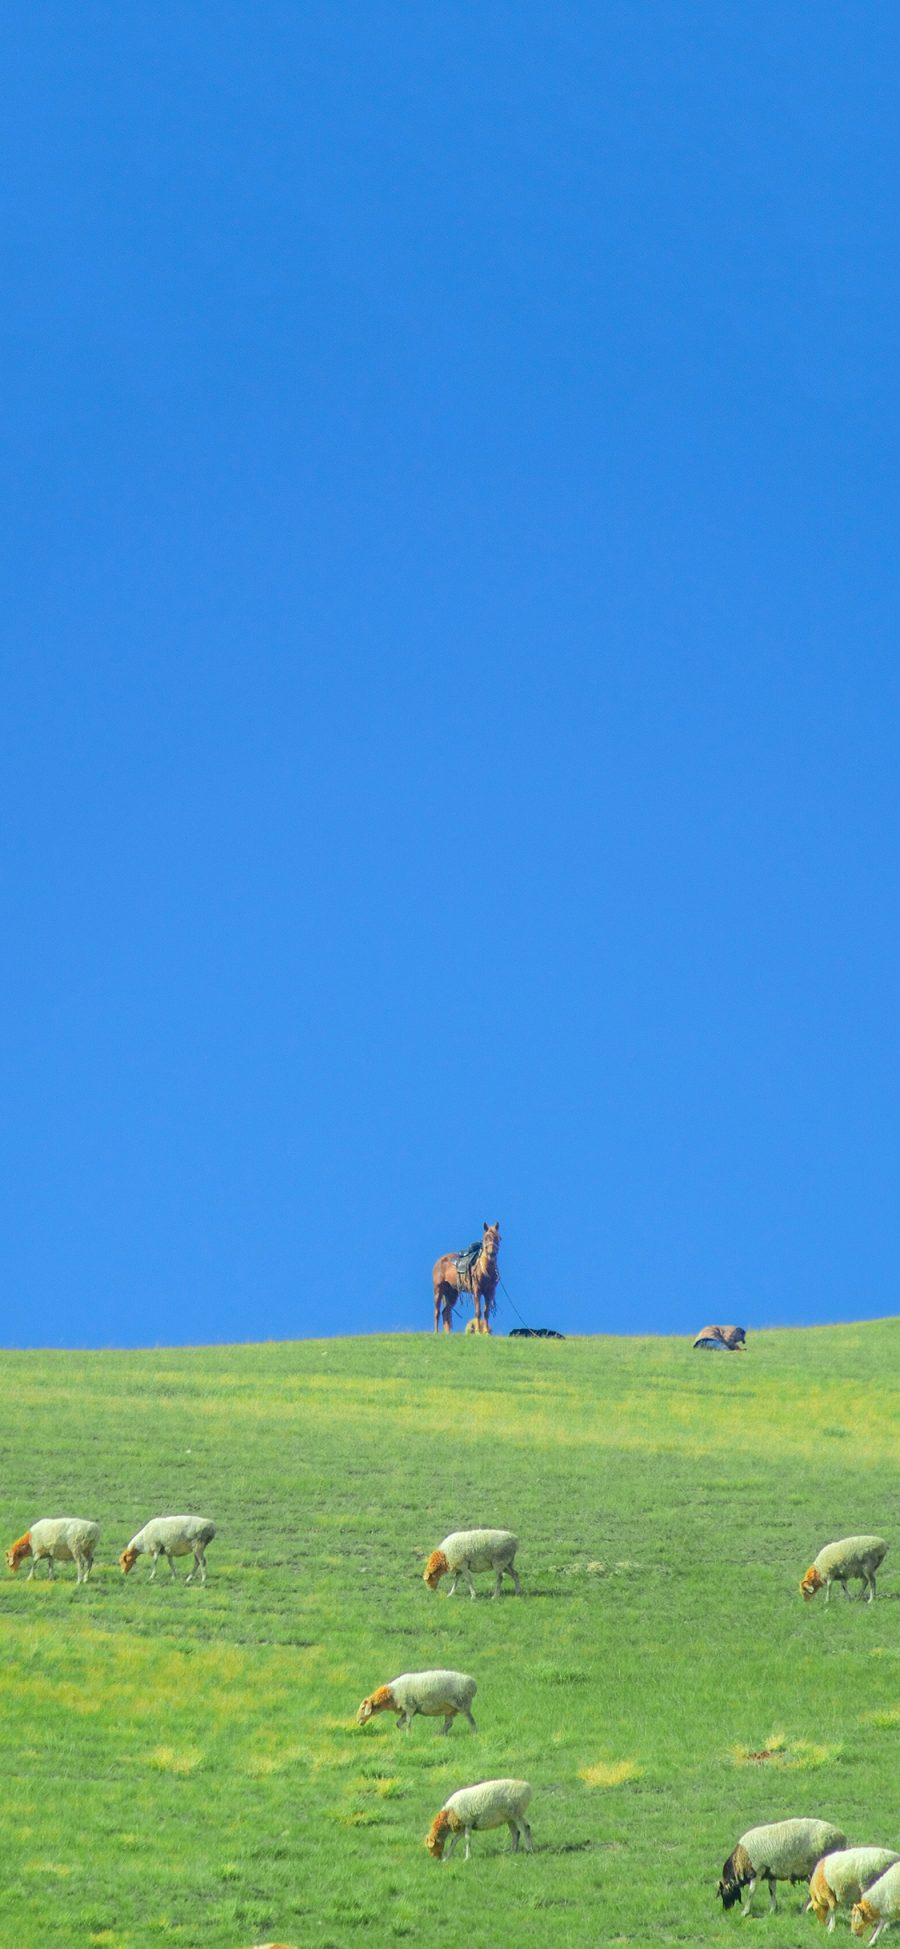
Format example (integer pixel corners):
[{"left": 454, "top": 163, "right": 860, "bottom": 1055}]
[{"left": 482, "top": 1221, "right": 501, "bottom": 1259}]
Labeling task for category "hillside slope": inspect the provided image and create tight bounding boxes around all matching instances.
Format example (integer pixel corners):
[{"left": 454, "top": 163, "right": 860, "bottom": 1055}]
[{"left": 1, "top": 1322, "right": 899, "bottom": 1947}]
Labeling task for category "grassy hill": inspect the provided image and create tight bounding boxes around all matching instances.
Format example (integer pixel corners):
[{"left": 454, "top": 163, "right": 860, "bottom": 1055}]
[{"left": 2, "top": 1322, "right": 900, "bottom": 1947}]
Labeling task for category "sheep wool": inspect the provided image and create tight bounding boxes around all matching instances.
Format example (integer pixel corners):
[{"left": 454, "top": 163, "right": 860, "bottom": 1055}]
[
  {"left": 426, "top": 1779, "right": 533, "bottom": 1861},
  {"left": 718, "top": 1818, "right": 848, "bottom": 1916},
  {"left": 851, "top": 1862, "right": 900, "bottom": 1943},
  {"left": 357, "top": 1670, "right": 477, "bottom": 1733},
  {"left": 423, "top": 1529, "right": 521, "bottom": 1599},
  {"left": 800, "top": 1537, "right": 888, "bottom": 1604},
  {"left": 5, "top": 1518, "right": 100, "bottom": 1586},
  {"left": 810, "top": 1849, "right": 900, "bottom": 1930},
  {"left": 119, "top": 1515, "right": 216, "bottom": 1584}
]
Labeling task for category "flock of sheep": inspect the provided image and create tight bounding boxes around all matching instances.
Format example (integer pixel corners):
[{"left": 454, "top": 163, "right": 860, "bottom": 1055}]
[
  {"left": 7, "top": 1502, "right": 897, "bottom": 1935},
  {"left": 715, "top": 1535, "right": 895, "bottom": 1939},
  {"left": 4, "top": 1513, "right": 216, "bottom": 1584}
]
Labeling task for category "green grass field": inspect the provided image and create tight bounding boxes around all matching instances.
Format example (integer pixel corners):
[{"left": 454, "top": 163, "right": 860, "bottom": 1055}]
[{"left": 2, "top": 1321, "right": 900, "bottom": 1947}]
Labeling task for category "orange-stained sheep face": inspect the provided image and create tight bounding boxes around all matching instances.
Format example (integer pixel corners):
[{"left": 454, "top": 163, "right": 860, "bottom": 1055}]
[
  {"left": 119, "top": 1546, "right": 139, "bottom": 1575},
  {"left": 807, "top": 1863, "right": 833, "bottom": 1924},
  {"left": 851, "top": 1900, "right": 878, "bottom": 1938},
  {"left": 800, "top": 1566, "right": 824, "bottom": 1600},
  {"left": 356, "top": 1685, "right": 395, "bottom": 1725},
  {"left": 425, "top": 1810, "right": 456, "bottom": 1859},
  {"left": 6, "top": 1533, "right": 33, "bottom": 1573},
  {"left": 424, "top": 1550, "right": 449, "bottom": 1591}
]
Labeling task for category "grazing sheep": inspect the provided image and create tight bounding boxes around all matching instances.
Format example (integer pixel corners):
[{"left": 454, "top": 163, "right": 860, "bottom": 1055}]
[
  {"left": 852, "top": 1862, "right": 900, "bottom": 1942},
  {"left": 119, "top": 1515, "right": 216, "bottom": 1584},
  {"left": 810, "top": 1849, "right": 900, "bottom": 1931},
  {"left": 423, "top": 1528, "right": 521, "bottom": 1599},
  {"left": 5, "top": 1518, "right": 100, "bottom": 1586},
  {"left": 357, "top": 1669, "right": 477, "bottom": 1734},
  {"left": 717, "top": 1818, "right": 847, "bottom": 1915},
  {"left": 425, "top": 1779, "right": 533, "bottom": 1861},
  {"left": 800, "top": 1537, "right": 888, "bottom": 1604}
]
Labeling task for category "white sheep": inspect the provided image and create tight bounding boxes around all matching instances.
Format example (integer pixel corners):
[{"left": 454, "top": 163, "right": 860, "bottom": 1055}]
[
  {"left": 425, "top": 1779, "right": 533, "bottom": 1861},
  {"left": 800, "top": 1536, "right": 888, "bottom": 1604},
  {"left": 423, "top": 1528, "right": 521, "bottom": 1599},
  {"left": 810, "top": 1849, "right": 900, "bottom": 1931},
  {"left": 852, "top": 1862, "right": 900, "bottom": 1942},
  {"left": 119, "top": 1515, "right": 216, "bottom": 1584},
  {"left": 717, "top": 1818, "right": 848, "bottom": 1915},
  {"left": 5, "top": 1517, "right": 100, "bottom": 1586},
  {"left": 357, "top": 1669, "right": 477, "bottom": 1735}
]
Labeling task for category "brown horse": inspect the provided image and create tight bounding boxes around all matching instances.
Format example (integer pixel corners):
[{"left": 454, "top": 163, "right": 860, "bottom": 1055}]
[{"left": 432, "top": 1222, "right": 501, "bottom": 1334}]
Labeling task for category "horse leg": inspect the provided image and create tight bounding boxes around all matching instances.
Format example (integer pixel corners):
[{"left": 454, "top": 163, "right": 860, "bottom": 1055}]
[
  {"left": 442, "top": 1285, "right": 455, "bottom": 1332},
  {"left": 433, "top": 1281, "right": 442, "bottom": 1333}
]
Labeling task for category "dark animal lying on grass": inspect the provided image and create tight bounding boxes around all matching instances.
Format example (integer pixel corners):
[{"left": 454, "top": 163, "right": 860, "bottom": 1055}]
[{"left": 693, "top": 1324, "right": 746, "bottom": 1350}]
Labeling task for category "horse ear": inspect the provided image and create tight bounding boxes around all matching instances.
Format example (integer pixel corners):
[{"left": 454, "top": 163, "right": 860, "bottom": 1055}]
[{"left": 483, "top": 1220, "right": 489, "bottom": 1230}]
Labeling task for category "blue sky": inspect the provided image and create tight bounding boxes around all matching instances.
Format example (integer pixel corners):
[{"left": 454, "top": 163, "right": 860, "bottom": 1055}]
[{"left": 4, "top": 6, "right": 900, "bottom": 1345}]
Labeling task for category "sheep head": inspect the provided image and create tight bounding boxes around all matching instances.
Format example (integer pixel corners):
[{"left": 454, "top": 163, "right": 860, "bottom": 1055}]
[
  {"left": 357, "top": 1685, "right": 394, "bottom": 1725},
  {"left": 807, "top": 1861, "right": 833, "bottom": 1924},
  {"left": 119, "top": 1546, "right": 140, "bottom": 1575},
  {"left": 717, "top": 1845, "right": 752, "bottom": 1909},
  {"left": 425, "top": 1809, "right": 459, "bottom": 1859},
  {"left": 424, "top": 1550, "right": 449, "bottom": 1591},
  {"left": 5, "top": 1533, "right": 32, "bottom": 1573},
  {"left": 851, "top": 1900, "right": 879, "bottom": 1938},
  {"left": 800, "top": 1566, "right": 824, "bottom": 1600}
]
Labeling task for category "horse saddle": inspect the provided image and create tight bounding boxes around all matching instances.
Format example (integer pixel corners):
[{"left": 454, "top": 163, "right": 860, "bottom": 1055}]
[{"left": 455, "top": 1241, "right": 482, "bottom": 1284}]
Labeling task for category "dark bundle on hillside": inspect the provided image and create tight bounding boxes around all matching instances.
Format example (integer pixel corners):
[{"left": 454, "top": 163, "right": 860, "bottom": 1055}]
[{"left": 693, "top": 1324, "right": 746, "bottom": 1351}]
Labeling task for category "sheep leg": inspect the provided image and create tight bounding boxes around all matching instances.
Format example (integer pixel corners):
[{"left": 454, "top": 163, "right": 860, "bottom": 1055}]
[
  {"left": 868, "top": 1926, "right": 886, "bottom": 1945},
  {"left": 463, "top": 1708, "right": 477, "bottom": 1731},
  {"left": 463, "top": 1828, "right": 473, "bottom": 1861},
  {"left": 767, "top": 1877, "right": 778, "bottom": 1914},
  {"left": 445, "top": 1574, "right": 459, "bottom": 1596},
  {"left": 866, "top": 1570, "right": 877, "bottom": 1603},
  {"left": 522, "top": 1820, "right": 534, "bottom": 1853},
  {"left": 148, "top": 1552, "right": 159, "bottom": 1581},
  {"left": 460, "top": 1567, "right": 478, "bottom": 1600},
  {"left": 509, "top": 1564, "right": 523, "bottom": 1595},
  {"left": 45, "top": 1557, "right": 55, "bottom": 1581},
  {"left": 166, "top": 1551, "right": 177, "bottom": 1581},
  {"left": 739, "top": 1876, "right": 758, "bottom": 1917},
  {"left": 826, "top": 1911, "right": 836, "bottom": 1933},
  {"left": 25, "top": 1559, "right": 36, "bottom": 1580},
  {"left": 186, "top": 1546, "right": 207, "bottom": 1586},
  {"left": 74, "top": 1552, "right": 86, "bottom": 1585},
  {"left": 509, "top": 1822, "right": 520, "bottom": 1852},
  {"left": 492, "top": 1567, "right": 503, "bottom": 1599},
  {"left": 439, "top": 1714, "right": 454, "bottom": 1734},
  {"left": 443, "top": 1831, "right": 461, "bottom": 1862}
]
